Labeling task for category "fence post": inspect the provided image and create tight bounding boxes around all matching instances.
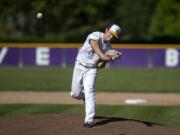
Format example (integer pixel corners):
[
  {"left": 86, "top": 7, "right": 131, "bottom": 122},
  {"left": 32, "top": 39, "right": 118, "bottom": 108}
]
[
  {"left": 147, "top": 49, "right": 153, "bottom": 68},
  {"left": 18, "top": 48, "right": 23, "bottom": 67}
]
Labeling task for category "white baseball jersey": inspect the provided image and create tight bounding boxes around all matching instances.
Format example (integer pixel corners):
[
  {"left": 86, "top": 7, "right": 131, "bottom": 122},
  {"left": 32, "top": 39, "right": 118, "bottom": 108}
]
[{"left": 76, "top": 31, "right": 112, "bottom": 68}]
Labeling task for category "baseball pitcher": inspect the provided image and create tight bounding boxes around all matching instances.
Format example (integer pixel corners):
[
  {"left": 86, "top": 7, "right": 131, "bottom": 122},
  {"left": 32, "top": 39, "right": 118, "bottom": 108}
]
[{"left": 70, "top": 23, "right": 122, "bottom": 128}]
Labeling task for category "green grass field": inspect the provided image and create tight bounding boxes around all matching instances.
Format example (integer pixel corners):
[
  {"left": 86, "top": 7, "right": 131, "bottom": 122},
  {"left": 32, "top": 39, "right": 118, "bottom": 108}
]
[
  {"left": 0, "top": 104, "right": 180, "bottom": 128},
  {"left": 0, "top": 67, "right": 180, "bottom": 128},
  {"left": 0, "top": 67, "right": 180, "bottom": 92}
]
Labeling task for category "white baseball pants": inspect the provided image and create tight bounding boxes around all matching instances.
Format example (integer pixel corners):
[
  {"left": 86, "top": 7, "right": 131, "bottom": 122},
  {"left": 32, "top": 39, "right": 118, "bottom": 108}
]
[{"left": 70, "top": 61, "right": 98, "bottom": 123}]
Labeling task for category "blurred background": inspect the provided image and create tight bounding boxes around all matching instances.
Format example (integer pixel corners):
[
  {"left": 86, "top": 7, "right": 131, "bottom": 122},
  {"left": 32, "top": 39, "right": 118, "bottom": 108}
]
[
  {"left": 0, "top": 0, "right": 180, "bottom": 43},
  {"left": 0, "top": 0, "right": 180, "bottom": 68}
]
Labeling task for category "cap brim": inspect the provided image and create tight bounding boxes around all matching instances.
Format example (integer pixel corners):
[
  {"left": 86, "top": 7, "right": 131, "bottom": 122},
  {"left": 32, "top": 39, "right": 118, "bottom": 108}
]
[{"left": 109, "top": 30, "right": 119, "bottom": 39}]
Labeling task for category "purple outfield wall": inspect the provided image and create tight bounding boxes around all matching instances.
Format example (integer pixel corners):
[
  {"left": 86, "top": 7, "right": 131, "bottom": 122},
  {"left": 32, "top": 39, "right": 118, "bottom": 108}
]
[{"left": 0, "top": 43, "right": 180, "bottom": 68}]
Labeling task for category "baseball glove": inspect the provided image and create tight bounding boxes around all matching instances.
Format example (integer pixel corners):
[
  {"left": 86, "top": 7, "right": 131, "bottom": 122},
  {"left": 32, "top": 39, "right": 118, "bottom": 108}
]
[
  {"left": 97, "top": 49, "right": 122, "bottom": 69},
  {"left": 105, "top": 49, "right": 122, "bottom": 61}
]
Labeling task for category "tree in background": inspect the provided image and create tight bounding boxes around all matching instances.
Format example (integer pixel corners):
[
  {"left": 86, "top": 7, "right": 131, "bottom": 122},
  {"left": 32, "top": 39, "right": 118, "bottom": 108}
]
[
  {"left": 0, "top": 0, "right": 118, "bottom": 42},
  {"left": 0, "top": 0, "right": 35, "bottom": 38},
  {"left": 39, "top": 0, "right": 118, "bottom": 42},
  {"left": 150, "top": 0, "right": 180, "bottom": 42},
  {"left": 0, "top": 0, "right": 179, "bottom": 43},
  {"left": 114, "top": 0, "right": 157, "bottom": 42}
]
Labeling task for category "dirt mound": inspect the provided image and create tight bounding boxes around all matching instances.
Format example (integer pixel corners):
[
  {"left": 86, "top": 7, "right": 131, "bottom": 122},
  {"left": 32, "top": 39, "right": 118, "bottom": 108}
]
[{"left": 0, "top": 114, "right": 180, "bottom": 135}]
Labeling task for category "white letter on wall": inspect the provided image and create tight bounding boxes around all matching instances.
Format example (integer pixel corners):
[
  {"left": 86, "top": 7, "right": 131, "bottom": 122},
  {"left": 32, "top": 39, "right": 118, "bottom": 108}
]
[
  {"left": 36, "top": 47, "right": 50, "bottom": 66},
  {"left": 165, "top": 48, "right": 179, "bottom": 67}
]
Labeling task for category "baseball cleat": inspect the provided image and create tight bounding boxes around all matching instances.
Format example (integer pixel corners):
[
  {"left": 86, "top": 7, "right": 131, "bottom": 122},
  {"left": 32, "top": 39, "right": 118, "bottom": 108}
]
[{"left": 83, "top": 122, "right": 94, "bottom": 128}]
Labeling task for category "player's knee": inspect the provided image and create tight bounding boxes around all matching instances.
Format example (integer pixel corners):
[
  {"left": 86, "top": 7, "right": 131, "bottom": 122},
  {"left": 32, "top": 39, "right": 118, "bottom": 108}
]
[{"left": 70, "top": 92, "right": 80, "bottom": 99}]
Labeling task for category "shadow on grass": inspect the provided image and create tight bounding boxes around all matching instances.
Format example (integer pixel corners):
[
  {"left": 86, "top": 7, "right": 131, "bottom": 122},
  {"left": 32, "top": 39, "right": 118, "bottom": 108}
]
[{"left": 94, "top": 116, "right": 165, "bottom": 127}]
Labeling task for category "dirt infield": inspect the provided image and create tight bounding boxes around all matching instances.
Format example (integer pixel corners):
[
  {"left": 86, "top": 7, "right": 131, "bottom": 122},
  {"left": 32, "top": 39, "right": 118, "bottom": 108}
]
[
  {"left": 1, "top": 92, "right": 180, "bottom": 134},
  {"left": 0, "top": 114, "right": 180, "bottom": 135},
  {"left": 1, "top": 91, "right": 180, "bottom": 105}
]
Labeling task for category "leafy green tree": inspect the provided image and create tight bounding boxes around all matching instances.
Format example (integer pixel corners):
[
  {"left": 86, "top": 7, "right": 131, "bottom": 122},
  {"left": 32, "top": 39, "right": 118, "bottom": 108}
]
[
  {"left": 2, "top": 0, "right": 173, "bottom": 43},
  {"left": 150, "top": 0, "right": 180, "bottom": 39},
  {"left": 0, "top": 0, "right": 35, "bottom": 38},
  {"left": 114, "top": 0, "right": 157, "bottom": 41},
  {"left": 0, "top": 0, "right": 119, "bottom": 42}
]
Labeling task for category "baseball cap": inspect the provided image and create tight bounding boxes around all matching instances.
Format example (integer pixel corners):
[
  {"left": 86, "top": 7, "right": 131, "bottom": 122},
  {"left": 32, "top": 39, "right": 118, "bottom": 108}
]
[{"left": 107, "top": 23, "right": 121, "bottom": 39}]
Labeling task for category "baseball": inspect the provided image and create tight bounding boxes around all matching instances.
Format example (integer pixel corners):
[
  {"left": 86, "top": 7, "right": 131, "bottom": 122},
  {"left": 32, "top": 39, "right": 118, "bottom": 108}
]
[{"left": 36, "top": 12, "right": 43, "bottom": 19}]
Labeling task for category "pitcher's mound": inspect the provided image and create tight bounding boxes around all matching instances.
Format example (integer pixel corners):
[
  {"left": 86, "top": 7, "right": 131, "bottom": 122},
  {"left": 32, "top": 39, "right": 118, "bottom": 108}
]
[{"left": 0, "top": 114, "right": 180, "bottom": 135}]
